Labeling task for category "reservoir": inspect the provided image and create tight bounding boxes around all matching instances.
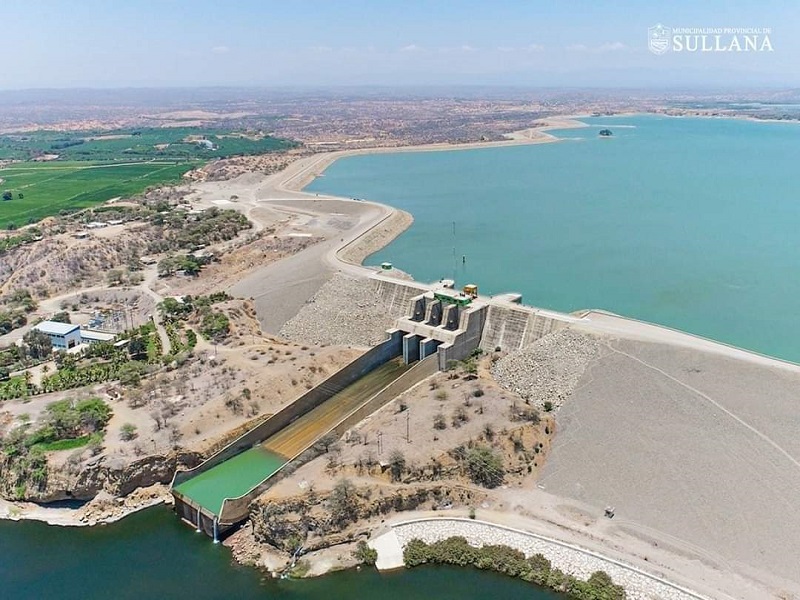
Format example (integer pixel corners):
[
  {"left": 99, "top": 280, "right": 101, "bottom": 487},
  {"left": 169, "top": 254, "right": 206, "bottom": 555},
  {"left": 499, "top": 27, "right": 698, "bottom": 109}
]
[{"left": 307, "top": 115, "right": 800, "bottom": 362}]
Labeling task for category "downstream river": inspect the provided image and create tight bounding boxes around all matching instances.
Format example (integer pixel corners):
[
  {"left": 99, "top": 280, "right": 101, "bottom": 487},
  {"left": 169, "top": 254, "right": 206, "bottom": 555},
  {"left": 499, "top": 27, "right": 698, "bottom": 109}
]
[
  {"left": 0, "top": 507, "right": 563, "bottom": 599},
  {"left": 308, "top": 115, "right": 800, "bottom": 362}
]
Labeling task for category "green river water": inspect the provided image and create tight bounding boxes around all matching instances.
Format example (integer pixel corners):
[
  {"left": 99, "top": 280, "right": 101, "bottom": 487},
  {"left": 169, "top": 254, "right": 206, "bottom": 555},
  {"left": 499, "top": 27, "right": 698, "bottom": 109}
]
[{"left": 0, "top": 507, "right": 562, "bottom": 599}]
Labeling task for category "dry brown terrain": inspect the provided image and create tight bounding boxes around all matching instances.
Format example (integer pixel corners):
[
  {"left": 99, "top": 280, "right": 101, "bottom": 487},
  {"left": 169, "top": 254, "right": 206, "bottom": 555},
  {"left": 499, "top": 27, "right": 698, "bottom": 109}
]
[{"left": 0, "top": 297, "right": 361, "bottom": 499}]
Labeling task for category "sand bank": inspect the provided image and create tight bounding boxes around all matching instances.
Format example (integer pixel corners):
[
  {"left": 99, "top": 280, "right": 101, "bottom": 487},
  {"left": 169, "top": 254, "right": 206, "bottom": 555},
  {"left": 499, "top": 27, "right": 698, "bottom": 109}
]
[{"left": 275, "top": 117, "right": 588, "bottom": 193}]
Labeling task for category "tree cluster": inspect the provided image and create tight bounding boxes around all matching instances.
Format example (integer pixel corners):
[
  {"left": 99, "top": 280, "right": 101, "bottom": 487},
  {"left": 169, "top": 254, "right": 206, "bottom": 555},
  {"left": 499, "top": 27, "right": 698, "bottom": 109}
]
[{"left": 404, "top": 536, "right": 626, "bottom": 599}]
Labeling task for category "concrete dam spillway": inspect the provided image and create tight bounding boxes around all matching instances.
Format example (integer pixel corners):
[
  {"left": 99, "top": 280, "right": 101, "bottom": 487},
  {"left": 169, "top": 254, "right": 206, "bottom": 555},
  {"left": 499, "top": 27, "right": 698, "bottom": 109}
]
[
  {"left": 171, "top": 276, "right": 573, "bottom": 538},
  {"left": 173, "top": 359, "right": 411, "bottom": 516}
]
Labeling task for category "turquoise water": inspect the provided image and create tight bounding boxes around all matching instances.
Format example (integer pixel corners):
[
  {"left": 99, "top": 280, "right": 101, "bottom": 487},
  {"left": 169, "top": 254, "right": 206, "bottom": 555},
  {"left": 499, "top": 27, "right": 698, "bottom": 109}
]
[
  {"left": 175, "top": 447, "right": 286, "bottom": 515},
  {"left": 0, "top": 507, "right": 562, "bottom": 599},
  {"left": 307, "top": 115, "right": 800, "bottom": 362}
]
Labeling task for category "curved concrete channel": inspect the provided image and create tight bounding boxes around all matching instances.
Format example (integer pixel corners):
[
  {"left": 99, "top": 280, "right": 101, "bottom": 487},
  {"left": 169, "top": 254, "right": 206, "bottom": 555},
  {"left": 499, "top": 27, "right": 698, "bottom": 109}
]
[{"left": 170, "top": 340, "right": 443, "bottom": 538}]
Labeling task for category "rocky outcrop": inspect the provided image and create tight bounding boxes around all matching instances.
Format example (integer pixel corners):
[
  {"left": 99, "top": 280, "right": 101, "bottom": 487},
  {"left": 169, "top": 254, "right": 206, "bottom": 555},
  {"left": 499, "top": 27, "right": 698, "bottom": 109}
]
[
  {"left": 0, "top": 450, "right": 202, "bottom": 503},
  {"left": 250, "top": 484, "right": 483, "bottom": 554}
]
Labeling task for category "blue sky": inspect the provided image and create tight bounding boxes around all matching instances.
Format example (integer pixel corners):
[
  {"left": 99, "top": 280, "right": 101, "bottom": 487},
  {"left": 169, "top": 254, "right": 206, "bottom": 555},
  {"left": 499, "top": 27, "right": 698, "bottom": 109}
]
[{"left": 3, "top": 0, "right": 797, "bottom": 89}]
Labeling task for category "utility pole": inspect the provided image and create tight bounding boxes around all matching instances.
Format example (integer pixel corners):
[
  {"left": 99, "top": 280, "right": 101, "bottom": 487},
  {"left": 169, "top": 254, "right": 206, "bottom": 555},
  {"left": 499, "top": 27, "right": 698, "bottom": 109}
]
[
  {"left": 406, "top": 409, "right": 411, "bottom": 443},
  {"left": 377, "top": 431, "right": 383, "bottom": 455}
]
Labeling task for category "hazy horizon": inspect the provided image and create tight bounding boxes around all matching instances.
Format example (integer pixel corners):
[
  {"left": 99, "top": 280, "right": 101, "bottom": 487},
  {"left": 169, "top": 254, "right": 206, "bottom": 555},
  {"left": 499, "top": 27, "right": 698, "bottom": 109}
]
[{"left": 4, "top": 0, "right": 798, "bottom": 90}]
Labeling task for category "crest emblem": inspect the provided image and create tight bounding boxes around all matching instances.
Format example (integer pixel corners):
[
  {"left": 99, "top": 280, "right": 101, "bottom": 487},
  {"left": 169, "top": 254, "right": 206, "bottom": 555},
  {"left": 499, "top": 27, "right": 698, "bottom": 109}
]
[{"left": 648, "top": 24, "right": 671, "bottom": 55}]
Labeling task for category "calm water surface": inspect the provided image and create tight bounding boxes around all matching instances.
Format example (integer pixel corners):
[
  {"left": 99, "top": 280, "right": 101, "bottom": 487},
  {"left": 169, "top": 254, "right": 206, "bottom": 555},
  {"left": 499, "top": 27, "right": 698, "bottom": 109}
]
[
  {"left": 308, "top": 115, "right": 800, "bottom": 361},
  {"left": 0, "top": 507, "right": 563, "bottom": 599}
]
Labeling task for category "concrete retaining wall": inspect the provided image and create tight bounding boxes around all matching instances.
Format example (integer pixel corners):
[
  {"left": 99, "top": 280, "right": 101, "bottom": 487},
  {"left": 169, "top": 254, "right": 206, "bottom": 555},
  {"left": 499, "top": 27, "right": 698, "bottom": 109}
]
[
  {"left": 437, "top": 304, "right": 488, "bottom": 369},
  {"left": 332, "top": 354, "right": 438, "bottom": 436},
  {"left": 217, "top": 354, "right": 438, "bottom": 526},
  {"left": 171, "top": 331, "right": 404, "bottom": 490},
  {"left": 479, "top": 304, "right": 568, "bottom": 352},
  {"left": 372, "top": 277, "right": 429, "bottom": 317},
  {"left": 173, "top": 494, "right": 219, "bottom": 538}
]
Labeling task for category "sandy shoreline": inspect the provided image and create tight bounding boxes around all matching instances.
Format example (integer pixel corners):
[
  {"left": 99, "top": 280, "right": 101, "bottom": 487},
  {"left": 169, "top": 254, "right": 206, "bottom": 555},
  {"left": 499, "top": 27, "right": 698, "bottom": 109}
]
[{"left": 277, "top": 117, "right": 589, "bottom": 193}]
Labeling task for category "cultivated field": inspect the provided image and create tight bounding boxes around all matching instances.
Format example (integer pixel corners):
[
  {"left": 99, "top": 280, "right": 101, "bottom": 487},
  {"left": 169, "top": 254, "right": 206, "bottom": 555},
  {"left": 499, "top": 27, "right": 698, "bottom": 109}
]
[
  {"left": 0, "top": 127, "right": 297, "bottom": 162},
  {"left": 0, "top": 161, "right": 194, "bottom": 226}
]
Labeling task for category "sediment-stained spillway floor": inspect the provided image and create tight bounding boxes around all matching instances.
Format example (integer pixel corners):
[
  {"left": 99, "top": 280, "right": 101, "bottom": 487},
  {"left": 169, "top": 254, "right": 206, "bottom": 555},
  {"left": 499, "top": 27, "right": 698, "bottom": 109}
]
[
  {"left": 175, "top": 358, "right": 410, "bottom": 515},
  {"left": 264, "top": 358, "right": 410, "bottom": 457}
]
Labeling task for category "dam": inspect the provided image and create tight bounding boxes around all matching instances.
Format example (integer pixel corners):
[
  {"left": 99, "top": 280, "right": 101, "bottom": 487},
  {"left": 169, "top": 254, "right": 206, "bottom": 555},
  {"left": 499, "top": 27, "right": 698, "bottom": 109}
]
[{"left": 171, "top": 275, "right": 574, "bottom": 538}]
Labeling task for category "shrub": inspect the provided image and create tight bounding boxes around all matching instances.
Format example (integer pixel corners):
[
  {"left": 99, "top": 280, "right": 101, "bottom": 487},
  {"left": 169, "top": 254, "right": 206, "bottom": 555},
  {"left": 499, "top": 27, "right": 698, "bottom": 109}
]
[
  {"left": 120, "top": 423, "right": 138, "bottom": 441},
  {"left": 464, "top": 445, "right": 505, "bottom": 488},
  {"left": 433, "top": 413, "right": 447, "bottom": 430},
  {"left": 352, "top": 540, "right": 378, "bottom": 565},
  {"left": 451, "top": 406, "right": 469, "bottom": 427}
]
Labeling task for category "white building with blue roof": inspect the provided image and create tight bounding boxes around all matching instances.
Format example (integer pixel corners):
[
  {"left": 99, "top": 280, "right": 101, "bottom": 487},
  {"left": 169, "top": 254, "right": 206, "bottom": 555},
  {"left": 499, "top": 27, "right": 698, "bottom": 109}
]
[{"left": 33, "top": 321, "right": 81, "bottom": 350}]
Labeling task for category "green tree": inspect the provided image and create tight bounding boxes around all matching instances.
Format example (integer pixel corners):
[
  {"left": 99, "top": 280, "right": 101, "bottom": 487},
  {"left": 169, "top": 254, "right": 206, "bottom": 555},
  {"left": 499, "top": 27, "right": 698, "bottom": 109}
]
[
  {"left": 75, "top": 397, "right": 112, "bottom": 432},
  {"left": 388, "top": 449, "right": 406, "bottom": 482},
  {"left": 157, "top": 256, "right": 181, "bottom": 277},
  {"left": 22, "top": 329, "right": 52, "bottom": 360},
  {"left": 2, "top": 191, "right": 12, "bottom": 201},
  {"left": 328, "top": 478, "right": 359, "bottom": 527},
  {"left": 199, "top": 310, "right": 229, "bottom": 341},
  {"left": 51, "top": 312, "right": 71, "bottom": 324},
  {"left": 128, "top": 336, "right": 147, "bottom": 359},
  {"left": 118, "top": 361, "right": 145, "bottom": 387},
  {"left": 179, "top": 256, "right": 201, "bottom": 276}
]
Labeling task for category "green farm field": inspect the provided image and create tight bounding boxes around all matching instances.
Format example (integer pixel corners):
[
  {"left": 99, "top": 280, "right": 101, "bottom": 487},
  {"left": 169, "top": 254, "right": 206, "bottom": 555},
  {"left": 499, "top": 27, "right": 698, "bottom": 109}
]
[
  {"left": 0, "top": 127, "right": 296, "bottom": 161},
  {"left": 0, "top": 160, "right": 197, "bottom": 227}
]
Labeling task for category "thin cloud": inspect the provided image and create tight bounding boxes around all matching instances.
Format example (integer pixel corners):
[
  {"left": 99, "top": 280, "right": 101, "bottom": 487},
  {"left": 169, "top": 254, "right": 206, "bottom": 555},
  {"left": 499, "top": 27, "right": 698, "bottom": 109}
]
[
  {"left": 566, "top": 43, "right": 589, "bottom": 52},
  {"left": 567, "top": 41, "right": 627, "bottom": 53},
  {"left": 597, "top": 41, "right": 627, "bottom": 52},
  {"left": 211, "top": 45, "right": 230, "bottom": 54},
  {"left": 400, "top": 44, "right": 421, "bottom": 52}
]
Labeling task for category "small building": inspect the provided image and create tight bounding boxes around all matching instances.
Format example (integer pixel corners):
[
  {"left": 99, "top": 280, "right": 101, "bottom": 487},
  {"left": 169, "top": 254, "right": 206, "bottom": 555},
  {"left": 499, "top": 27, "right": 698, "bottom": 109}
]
[
  {"left": 433, "top": 289, "right": 472, "bottom": 307},
  {"left": 33, "top": 321, "right": 81, "bottom": 350},
  {"left": 80, "top": 329, "right": 116, "bottom": 345}
]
